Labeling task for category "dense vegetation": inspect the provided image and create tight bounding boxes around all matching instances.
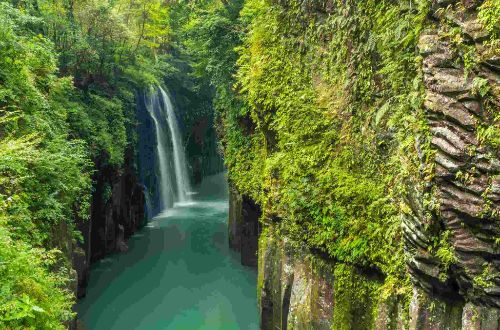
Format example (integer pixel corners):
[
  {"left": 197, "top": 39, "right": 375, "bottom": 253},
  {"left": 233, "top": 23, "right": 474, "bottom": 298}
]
[
  {"left": 1, "top": 0, "right": 498, "bottom": 328},
  {"left": 0, "top": 0, "right": 172, "bottom": 327},
  {"left": 176, "top": 0, "right": 499, "bottom": 311},
  {"left": 177, "top": 0, "right": 426, "bottom": 305}
]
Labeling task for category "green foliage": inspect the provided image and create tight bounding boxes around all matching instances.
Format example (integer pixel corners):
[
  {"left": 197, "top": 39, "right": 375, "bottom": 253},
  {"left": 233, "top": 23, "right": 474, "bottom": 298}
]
[
  {"left": 478, "top": 0, "right": 500, "bottom": 36},
  {"left": 0, "top": 132, "right": 81, "bottom": 327},
  {"left": 434, "top": 231, "right": 456, "bottom": 282},
  {"left": 0, "top": 0, "right": 174, "bottom": 327},
  {"left": 219, "top": 0, "right": 430, "bottom": 286},
  {"left": 332, "top": 264, "right": 380, "bottom": 329},
  {"left": 164, "top": 0, "right": 249, "bottom": 175},
  {"left": 158, "top": 0, "right": 426, "bottom": 294},
  {"left": 0, "top": 3, "right": 92, "bottom": 243},
  {"left": 173, "top": 0, "right": 435, "bottom": 308},
  {"left": 0, "top": 227, "right": 74, "bottom": 329},
  {"left": 62, "top": 89, "right": 127, "bottom": 166},
  {"left": 2, "top": 0, "right": 494, "bottom": 326}
]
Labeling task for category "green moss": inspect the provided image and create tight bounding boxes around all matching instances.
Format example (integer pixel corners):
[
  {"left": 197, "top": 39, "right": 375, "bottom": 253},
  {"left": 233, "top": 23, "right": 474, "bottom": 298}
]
[
  {"left": 472, "top": 264, "right": 497, "bottom": 291},
  {"left": 478, "top": 0, "right": 500, "bottom": 36},
  {"left": 209, "top": 0, "right": 432, "bottom": 300},
  {"left": 435, "top": 230, "right": 457, "bottom": 282},
  {"left": 331, "top": 264, "right": 380, "bottom": 330}
]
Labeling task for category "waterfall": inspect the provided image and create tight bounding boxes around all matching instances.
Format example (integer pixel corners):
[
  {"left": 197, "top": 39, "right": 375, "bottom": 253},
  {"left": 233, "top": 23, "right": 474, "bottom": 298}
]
[
  {"left": 158, "top": 87, "right": 192, "bottom": 203},
  {"left": 145, "top": 89, "right": 174, "bottom": 210},
  {"left": 145, "top": 86, "right": 191, "bottom": 212}
]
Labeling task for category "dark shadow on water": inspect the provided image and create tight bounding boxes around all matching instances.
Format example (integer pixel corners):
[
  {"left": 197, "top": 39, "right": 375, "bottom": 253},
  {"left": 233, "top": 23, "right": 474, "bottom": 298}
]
[{"left": 77, "top": 173, "right": 258, "bottom": 330}]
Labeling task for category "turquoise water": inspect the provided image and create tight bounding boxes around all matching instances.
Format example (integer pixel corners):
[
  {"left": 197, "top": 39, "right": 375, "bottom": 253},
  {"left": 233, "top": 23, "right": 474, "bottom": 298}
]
[{"left": 77, "top": 174, "right": 258, "bottom": 330}]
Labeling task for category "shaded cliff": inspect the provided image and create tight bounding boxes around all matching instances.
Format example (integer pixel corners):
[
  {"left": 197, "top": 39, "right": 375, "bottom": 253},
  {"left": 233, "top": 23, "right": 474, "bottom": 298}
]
[
  {"left": 74, "top": 147, "right": 146, "bottom": 299},
  {"left": 406, "top": 0, "right": 500, "bottom": 310},
  {"left": 228, "top": 182, "right": 261, "bottom": 268}
]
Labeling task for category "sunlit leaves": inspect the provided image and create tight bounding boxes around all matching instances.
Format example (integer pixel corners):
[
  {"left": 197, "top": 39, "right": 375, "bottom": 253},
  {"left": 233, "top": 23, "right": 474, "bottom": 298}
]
[
  {"left": 0, "top": 227, "right": 74, "bottom": 329},
  {"left": 219, "top": 0, "right": 430, "bottom": 290}
]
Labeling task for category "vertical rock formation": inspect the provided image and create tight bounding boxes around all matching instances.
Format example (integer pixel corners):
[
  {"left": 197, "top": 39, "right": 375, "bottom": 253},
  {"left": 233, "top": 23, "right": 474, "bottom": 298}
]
[
  {"left": 404, "top": 1, "right": 500, "bottom": 327},
  {"left": 235, "top": 0, "right": 499, "bottom": 328},
  {"left": 257, "top": 226, "right": 407, "bottom": 330},
  {"left": 228, "top": 182, "right": 261, "bottom": 267},
  {"left": 74, "top": 147, "right": 146, "bottom": 298}
]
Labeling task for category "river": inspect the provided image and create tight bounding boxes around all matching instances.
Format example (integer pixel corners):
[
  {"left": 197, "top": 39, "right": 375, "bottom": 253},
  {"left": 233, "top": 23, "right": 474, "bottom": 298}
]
[{"left": 77, "top": 173, "right": 258, "bottom": 330}]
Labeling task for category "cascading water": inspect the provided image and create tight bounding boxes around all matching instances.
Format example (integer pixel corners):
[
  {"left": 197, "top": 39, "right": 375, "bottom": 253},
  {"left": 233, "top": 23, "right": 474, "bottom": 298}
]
[
  {"left": 145, "top": 86, "right": 191, "bottom": 213},
  {"left": 158, "top": 87, "right": 191, "bottom": 204},
  {"left": 145, "top": 89, "right": 174, "bottom": 211}
]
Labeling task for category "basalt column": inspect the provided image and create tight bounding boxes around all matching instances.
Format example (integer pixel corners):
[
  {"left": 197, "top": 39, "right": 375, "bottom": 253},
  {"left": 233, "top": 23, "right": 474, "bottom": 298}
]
[
  {"left": 76, "top": 148, "right": 146, "bottom": 297},
  {"left": 228, "top": 182, "right": 261, "bottom": 267},
  {"left": 403, "top": 1, "right": 500, "bottom": 327}
]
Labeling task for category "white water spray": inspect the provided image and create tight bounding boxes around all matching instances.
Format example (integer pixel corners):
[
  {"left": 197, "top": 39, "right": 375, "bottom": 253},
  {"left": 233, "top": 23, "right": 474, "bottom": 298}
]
[
  {"left": 146, "top": 86, "right": 191, "bottom": 212},
  {"left": 145, "top": 90, "right": 174, "bottom": 210},
  {"left": 158, "top": 87, "right": 191, "bottom": 204}
]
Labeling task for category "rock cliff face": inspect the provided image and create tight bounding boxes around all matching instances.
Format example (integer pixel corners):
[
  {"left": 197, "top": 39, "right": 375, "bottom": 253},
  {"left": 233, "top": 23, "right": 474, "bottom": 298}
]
[
  {"left": 74, "top": 148, "right": 146, "bottom": 298},
  {"left": 228, "top": 183, "right": 261, "bottom": 267},
  {"left": 404, "top": 0, "right": 500, "bottom": 326},
  {"left": 250, "top": 224, "right": 500, "bottom": 330},
  {"left": 257, "top": 227, "right": 407, "bottom": 330},
  {"left": 48, "top": 148, "right": 145, "bottom": 329},
  {"left": 227, "top": 0, "right": 499, "bottom": 328}
]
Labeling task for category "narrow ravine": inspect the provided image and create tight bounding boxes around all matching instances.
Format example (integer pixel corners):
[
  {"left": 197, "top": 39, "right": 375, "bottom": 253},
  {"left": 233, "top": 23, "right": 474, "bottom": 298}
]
[{"left": 76, "top": 174, "right": 258, "bottom": 329}]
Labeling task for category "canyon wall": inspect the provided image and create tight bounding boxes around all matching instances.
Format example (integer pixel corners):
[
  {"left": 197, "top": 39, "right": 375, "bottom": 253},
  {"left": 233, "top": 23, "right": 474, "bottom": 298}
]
[
  {"left": 226, "top": 0, "right": 499, "bottom": 328},
  {"left": 74, "top": 149, "right": 146, "bottom": 299},
  {"left": 228, "top": 182, "right": 261, "bottom": 268},
  {"left": 404, "top": 0, "right": 500, "bottom": 328},
  {"left": 50, "top": 146, "right": 145, "bottom": 329},
  {"left": 257, "top": 226, "right": 406, "bottom": 330}
]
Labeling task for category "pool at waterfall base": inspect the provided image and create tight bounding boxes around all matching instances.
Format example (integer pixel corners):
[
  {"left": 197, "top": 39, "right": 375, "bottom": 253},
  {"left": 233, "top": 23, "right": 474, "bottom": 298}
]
[{"left": 77, "top": 174, "right": 258, "bottom": 330}]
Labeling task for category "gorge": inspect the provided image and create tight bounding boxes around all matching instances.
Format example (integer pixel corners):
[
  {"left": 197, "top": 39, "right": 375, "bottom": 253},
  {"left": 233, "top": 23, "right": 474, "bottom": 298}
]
[
  {"left": 76, "top": 173, "right": 258, "bottom": 329},
  {"left": 0, "top": 0, "right": 498, "bottom": 329}
]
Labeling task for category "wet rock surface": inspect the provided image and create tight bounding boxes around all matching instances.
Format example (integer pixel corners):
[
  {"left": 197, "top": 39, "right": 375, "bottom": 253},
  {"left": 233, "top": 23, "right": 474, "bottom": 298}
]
[
  {"left": 74, "top": 148, "right": 146, "bottom": 298},
  {"left": 228, "top": 183, "right": 261, "bottom": 268},
  {"left": 256, "top": 227, "right": 406, "bottom": 330}
]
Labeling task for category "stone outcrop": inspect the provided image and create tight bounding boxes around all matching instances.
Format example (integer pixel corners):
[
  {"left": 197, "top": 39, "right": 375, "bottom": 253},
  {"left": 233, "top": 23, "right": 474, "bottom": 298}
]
[
  {"left": 228, "top": 182, "right": 261, "bottom": 267},
  {"left": 258, "top": 228, "right": 499, "bottom": 330},
  {"left": 74, "top": 148, "right": 146, "bottom": 298},
  {"left": 245, "top": 0, "right": 499, "bottom": 327},
  {"left": 403, "top": 1, "right": 500, "bottom": 325},
  {"left": 257, "top": 226, "right": 407, "bottom": 330}
]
